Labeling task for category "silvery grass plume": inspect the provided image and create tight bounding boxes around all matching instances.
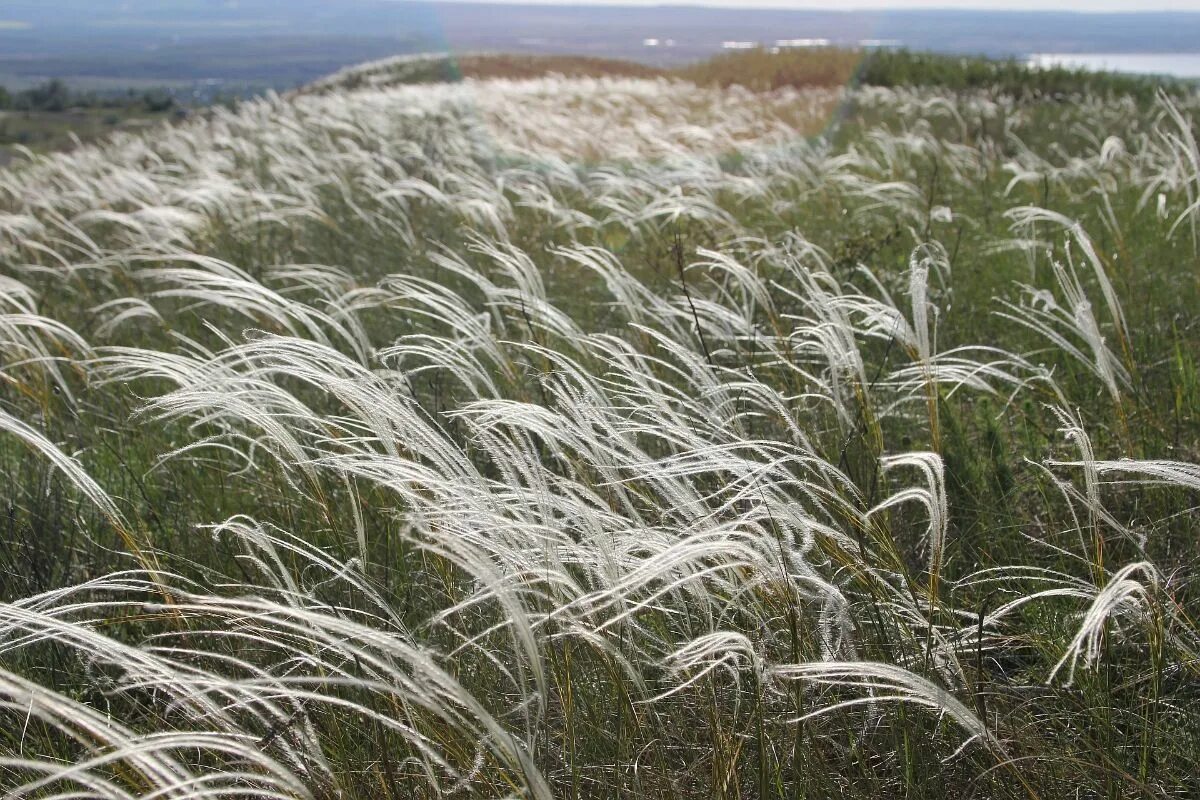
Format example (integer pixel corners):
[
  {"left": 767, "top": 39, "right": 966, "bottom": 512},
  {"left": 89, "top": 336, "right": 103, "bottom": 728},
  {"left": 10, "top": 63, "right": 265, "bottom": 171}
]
[
  {"left": 0, "top": 409, "right": 125, "bottom": 533},
  {"left": 769, "top": 661, "right": 994, "bottom": 752},
  {"left": 1146, "top": 90, "right": 1200, "bottom": 252},
  {"left": 0, "top": 527, "right": 556, "bottom": 800},
  {"left": 0, "top": 286, "right": 92, "bottom": 405},
  {"left": 996, "top": 213, "right": 1131, "bottom": 408}
]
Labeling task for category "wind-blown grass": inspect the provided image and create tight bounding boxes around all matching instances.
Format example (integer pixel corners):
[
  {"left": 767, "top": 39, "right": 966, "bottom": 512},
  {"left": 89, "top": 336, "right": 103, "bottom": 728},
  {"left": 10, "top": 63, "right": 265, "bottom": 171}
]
[{"left": 1, "top": 55, "right": 1199, "bottom": 799}]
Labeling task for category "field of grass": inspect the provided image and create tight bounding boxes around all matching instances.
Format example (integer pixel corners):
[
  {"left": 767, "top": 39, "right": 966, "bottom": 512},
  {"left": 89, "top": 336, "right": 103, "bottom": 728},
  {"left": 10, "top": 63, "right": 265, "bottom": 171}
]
[
  {"left": 6, "top": 49, "right": 1184, "bottom": 167},
  {"left": 308, "top": 48, "right": 1194, "bottom": 100},
  {"left": 0, "top": 107, "right": 183, "bottom": 166},
  {"left": 1, "top": 50, "right": 1200, "bottom": 799},
  {"left": 0, "top": 81, "right": 188, "bottom": 166}
]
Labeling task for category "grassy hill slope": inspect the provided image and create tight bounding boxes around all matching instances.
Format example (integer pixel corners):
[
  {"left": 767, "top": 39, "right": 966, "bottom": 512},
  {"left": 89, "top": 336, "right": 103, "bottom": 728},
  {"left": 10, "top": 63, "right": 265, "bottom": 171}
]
[{"left": 0, "top": 51, "right": 1199, "bottom": 799}]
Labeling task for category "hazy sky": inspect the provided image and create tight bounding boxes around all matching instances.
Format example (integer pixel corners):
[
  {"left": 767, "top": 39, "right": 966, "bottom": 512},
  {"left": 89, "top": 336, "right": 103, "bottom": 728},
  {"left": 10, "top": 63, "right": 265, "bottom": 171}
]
[{"left": 432, "top": 0, "right": 1200, "bottom": 9}]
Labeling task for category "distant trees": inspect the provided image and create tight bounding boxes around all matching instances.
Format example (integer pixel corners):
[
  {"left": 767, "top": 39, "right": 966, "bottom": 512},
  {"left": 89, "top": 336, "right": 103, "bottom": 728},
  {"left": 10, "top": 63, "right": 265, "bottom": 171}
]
[
  {"left": 0, "top": 79, "right": 180, "bottom": 113},
  {"left": 17, "top": 79, "right": 71, "bottom": 112},
  {"left": 140, "top": 89, "right": 176, "bottom": 113}
]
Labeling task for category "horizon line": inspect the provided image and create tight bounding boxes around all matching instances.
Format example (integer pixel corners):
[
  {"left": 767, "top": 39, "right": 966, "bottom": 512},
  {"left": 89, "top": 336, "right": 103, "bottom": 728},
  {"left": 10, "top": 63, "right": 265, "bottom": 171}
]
[{"left": 400, "top": 0, "right": 1200, "bottom": 14}]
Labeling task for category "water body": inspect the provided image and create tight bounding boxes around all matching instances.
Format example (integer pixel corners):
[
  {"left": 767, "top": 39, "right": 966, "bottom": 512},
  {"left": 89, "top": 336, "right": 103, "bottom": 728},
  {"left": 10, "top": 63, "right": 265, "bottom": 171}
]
[{"left": 1027, "top": 53, "right": 1200, "bottom": 79}]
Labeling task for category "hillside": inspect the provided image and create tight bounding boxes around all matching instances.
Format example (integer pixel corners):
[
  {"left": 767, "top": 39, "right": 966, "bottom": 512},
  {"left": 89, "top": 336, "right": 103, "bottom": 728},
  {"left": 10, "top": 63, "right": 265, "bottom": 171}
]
[
  {"left": 1, "top": 52, "right": 1199, "bottom": 799},
  {"left": 303, "top": 48, "right": 1189, "bottom": 100}
]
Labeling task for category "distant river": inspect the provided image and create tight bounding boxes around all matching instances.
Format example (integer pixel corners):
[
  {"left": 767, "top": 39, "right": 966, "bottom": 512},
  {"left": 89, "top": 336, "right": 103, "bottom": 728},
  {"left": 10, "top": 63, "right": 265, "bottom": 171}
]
[{"left": 1027, "top": 53, "right": 1200, "bottom": 79}]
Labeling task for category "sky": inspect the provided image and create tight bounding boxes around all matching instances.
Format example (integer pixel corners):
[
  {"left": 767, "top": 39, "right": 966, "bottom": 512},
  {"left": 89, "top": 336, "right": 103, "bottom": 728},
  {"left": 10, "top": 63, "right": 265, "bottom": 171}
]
[{"left": 430, "top": 0, "right": 1200, "bottom": 9}]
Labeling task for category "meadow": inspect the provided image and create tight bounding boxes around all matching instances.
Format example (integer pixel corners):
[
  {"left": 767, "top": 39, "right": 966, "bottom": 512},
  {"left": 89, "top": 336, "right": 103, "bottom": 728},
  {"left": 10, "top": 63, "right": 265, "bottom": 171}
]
[
  {"left": 1, "top": 51, "right": 1199, "bottom": 799},
  {"left": 0, "top": 80, "right": 185, "bottom": 167}
]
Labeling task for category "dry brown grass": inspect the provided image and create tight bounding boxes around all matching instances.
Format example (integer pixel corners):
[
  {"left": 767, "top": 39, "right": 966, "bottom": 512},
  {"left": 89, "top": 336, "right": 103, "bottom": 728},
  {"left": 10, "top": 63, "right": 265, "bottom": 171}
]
[
  {"left": 454, "top": 50, "right": 860, "bottom": 90},
  {"left": 453, "top": 54, "right": 664, "bottom": 81},
  {"left": 678, "top": 47, "right": 864, "bottom": 91}
]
